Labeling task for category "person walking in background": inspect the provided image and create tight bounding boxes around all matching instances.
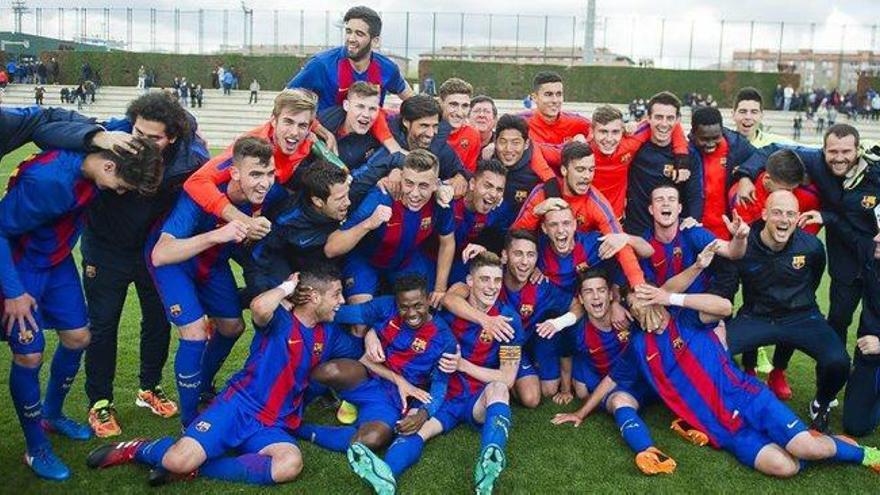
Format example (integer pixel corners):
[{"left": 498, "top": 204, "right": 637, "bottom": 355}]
[
  {"left": 249, "top": 79, "right": 260, "bottom": 104},
  {"left": 222, "top": 70, "right": 233, "bottom": 96},
  {"left": 137, "top": 65, "right": 147, "bottom": 93}
]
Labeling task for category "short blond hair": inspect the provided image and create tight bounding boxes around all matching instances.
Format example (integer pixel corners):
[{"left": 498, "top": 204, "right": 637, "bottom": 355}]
[{"left": 273, "top": 88, "right": 317, "bottom": 118}]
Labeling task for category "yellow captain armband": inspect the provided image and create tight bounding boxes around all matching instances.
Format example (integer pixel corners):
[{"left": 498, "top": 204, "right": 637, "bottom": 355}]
[{"left": 499, "top": 346, "right": 522, "bottom": 362}]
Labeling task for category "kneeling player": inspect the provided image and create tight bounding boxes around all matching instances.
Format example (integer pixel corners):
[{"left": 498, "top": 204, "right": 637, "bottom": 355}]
[
  {"left": 86, "top": 266, "right": 363, "bottom": 486},
  {"left": 552, "top": 269, "right": 675, "bottom": 475},
  {"left": 149, "top": 137, "right": 283, "bottom": 426},
  {"left": 348, "top": 252, "right": 523, "bottom": 495},
  {"left": 1, "top": 140, "right": 163, "bottom": 480},
  {"left": 610, "top": 284, "right": 880, "bottom": 477}
]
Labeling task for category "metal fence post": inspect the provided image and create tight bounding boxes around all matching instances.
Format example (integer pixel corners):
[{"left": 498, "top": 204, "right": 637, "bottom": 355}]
[
  {"left": 324, "top": 10, "right": 330, "bottom": 49},
  {"left": 570, "top": 15, "right": 576, "bottom": 63},
  {"left": 513, "top": 14, "right": 520, "bottom": 62},
  {"left": 127, "top": 8, "right": 133, "bottom": 50},
  {"left": 274, "top": 10, "right": 279, "bottom": 53},
  {"left": 405, "top": 12, "right": 410, "bottom": 62},
  {"left": 174, "top": 8, "right": 180, "bottom": 53},
  {"left": 432, "top": 12, "right": 437, "bottom": 57},
  {"left": 747, "top": 20, "right": 755, "bottom": 71},
  {"left": 717, "top": 19, "right": 724, "bottom": 68},
  {"left": 460, "top": 12, "right": 465, "bottom": 60},
  {"left": 488, "top": 13, "right": 493, "bottom": 60},
  {"left": 35, "top": 8, "right": 41, "bottom": 36},
  {"left": 543, "top": 15, "right": 549, "bottom": 63},
  {"left": 59, "top": 7, "right": 64, "bottom": 40},
  {"left": 299, "top": 10, "right": 304, "bottom": 55},
  {"left": 222, "top": 9, "right": 229, "bottom": 51},
  {"left": 659, "top": 18, "right": 665, "bottom": 63},
  {"left": 688, "top": 20, "right": 694, "bottom": 69},
  {"left": 776, "top": 21, "right": 784, "bottom": 68},
  {"left": 103, "top": 8, "right": 109, "bottom": 42},
  {"left": 150, "top": 8, "right": 156, "bottom": 52}
]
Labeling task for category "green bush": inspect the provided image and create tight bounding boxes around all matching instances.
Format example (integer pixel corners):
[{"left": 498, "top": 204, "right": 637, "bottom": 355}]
[
  {"left": 419, "top": 60, "right": 798, "bottom": 105},
  {"left": 41, "top": 51, "right": 306, "bottom": 89}
]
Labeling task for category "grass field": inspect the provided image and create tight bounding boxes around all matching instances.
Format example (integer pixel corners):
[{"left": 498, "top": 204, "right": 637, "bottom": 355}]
[{"left": 1, "top": 144, "right": 879, "bottom": 494}]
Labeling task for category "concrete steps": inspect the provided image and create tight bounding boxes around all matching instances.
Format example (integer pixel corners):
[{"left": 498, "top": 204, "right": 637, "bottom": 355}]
[{"left": 3, "top": 84, "right": 878, "bottom": 148}]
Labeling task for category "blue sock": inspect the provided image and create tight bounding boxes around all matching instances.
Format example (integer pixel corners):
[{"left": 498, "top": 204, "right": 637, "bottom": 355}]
[
  {"left": 43, "top": 345, "right": 83, "bottom": 419},
  {"left": 614, "top": 406, "right": 654, "bottom": 453},
  {"left": 176, "top": 339, "right": 206, "bottom": 426},
  {"left": 135, "top": 437, "right": 175, "bottom": 467},
  {"left": 295, "top": 423, "right": 356, "bottom": 452},
  {"left": 481, "top": 402, "right": 511, "bottom": 452},
  {"left": 201, "top": 332, "right": 238, "bottom": 389},
  {"left": 831, "top": 437, "right": 865, "bottom": 464},
  {"left": 10, "top": 361, "right": 48, "bottom": 452},
  {"left": 385, "top": 434, "right": 425, "bottom": 477},
  {"left": 200, "top": 454, "right": 275, "bottom": 486}
]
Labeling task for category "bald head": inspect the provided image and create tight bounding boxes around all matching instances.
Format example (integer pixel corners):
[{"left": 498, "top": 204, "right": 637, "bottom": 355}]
[
  {"left": 765, "top": 190, "right": 799, "bottom": 213},
  {"left": 762, "top": 190, "right": 799, "bottom": 248}
]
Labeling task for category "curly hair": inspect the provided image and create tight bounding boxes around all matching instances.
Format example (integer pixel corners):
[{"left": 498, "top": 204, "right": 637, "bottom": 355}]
[{"left": 125, "top": 92, "right": 190, "bottom": 140}]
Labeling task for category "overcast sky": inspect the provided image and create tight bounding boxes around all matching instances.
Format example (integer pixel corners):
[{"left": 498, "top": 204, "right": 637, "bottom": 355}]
[{"left": 7, "top": 1, "right": 878, "bottom": 68}]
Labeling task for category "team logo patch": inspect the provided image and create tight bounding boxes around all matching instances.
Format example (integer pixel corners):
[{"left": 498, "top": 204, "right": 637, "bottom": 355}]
[
  {"left": 18, "top": 328, "right": 35, "bottom": 345},
  {"left": 576, "top": 262, "right": 589, "bottom": 273},
  {"left": 791, "top": 255, "right": 806, "bottom": 270},
  {"left": 169, "top": 304, "right": 182, "bottom": 318},
  {"left": 194, "top": 421, "right": 211, "bottom": 432},
  {"left": 420, "top": 217, "right": 432, "bottom": 230},
  {"left": 620, "top": 152, "right": 632, "bottom": 164},
  {"left": 862, "top": 195, "right": 877, "bottom": 209},
  {"left": 672, "top": 246, "right": 683, "bottom": 258},
  {"left": 577, "top": 214, "right": 586, "bottom": 225},
  {"left": 85, "top": 265, "right": 97, "bottom": 278},
  {"left": 520, "top": 304, "right": 534, "bottom": 318},
  {"left": 515, "top": 190, "right": 528, "bottom": 203},
  {"left": 672, "top": 336, "right": 685, "bottom": 350},
  {"left": 313, "top": 342, "right": 324, "bottom": 355},
  {"left": 479, "top": 328, "right": 493, "bottom": 343},
  {"left": 411, "top": 338, "right": 427, "bottom": 353},
  {"left": 616, "top": 330, "right": 630, "bottom": 343},
  {"left": 460, "top": 138, "right": 470, "bottom": 150},
  {"left": 663, "top": 164, "right": 676, "bottom": 178}
]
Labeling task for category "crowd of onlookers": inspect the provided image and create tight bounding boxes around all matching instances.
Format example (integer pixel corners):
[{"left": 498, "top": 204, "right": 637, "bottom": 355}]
[{"left": 772, "top": 84, "right": 880, "bottom": 121}]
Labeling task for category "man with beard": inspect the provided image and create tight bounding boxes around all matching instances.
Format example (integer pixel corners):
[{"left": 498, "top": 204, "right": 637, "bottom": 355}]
[
  {"left": 711, "top": 190, "right": 851, "bottom": 432},
  {"left": 347, "top": 253, "right": 522, "bottom": 495},
  {"left": 552, "top": 269, "right": 678, "bottom": 476},
  {"left": 522, "top": 71, "right": 591, "bottom": 149},
  {"left": 327, "top": 150, "right": 455, "bottom": 309},
  {"left": 148, "top": 137, "right": 286, "bottom": 429},
  {"left": 438, "top": 78, "right": 483, "bottom": 173},
  {"left": 469, "top": 95, "right": 498, "bottom": 160},
  {"left": 183, "top": 89, "right": 319, "bottom": 240},
  {"left": 85, "top": 266, "right": 363, "bottom": 487}
]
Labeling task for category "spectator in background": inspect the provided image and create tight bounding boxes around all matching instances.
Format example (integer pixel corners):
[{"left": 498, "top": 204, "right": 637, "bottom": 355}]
[
  {"left": 422, "top": 73, "right": 436, "bottom": 96},
  {"left": 194, "top": 84, "right": 203, "bottom": 108},
  {"left": 0, "top": 70, "right": 9, "bottom": 90},
  {"left": 189, "top": 82, "right": 197, "bottom": 108},
  {"left": 774, "top": 84, "right": 784, "bottom": 110},
  {"left": 5, "top": 60, "right": 16, "bottom": 84},
  {"left": 222, "top": 70, "right": 233, "bottom": 95},
  {"left": 783, "top": 84, "right": 794, "bottom": 111},
  {"left": 34, "top": 85, "right": 45, "bottom": 105},
  {"left": 137, "top": 65, "right": 147, "bottom": 93},
  {"left": 82, "top": 61, "right": 93, "bottom": 83},
  {"left": 60, "top": 86, "right": 70, "bottom": 103},
  {"left": 792, "top": 112, "right": 803, "bottom": 140},
  {"left": 47, "top": 57, "right": 59, "bottom": 84},
  {"left": 705, "top": 94, "right": 717, "bottom": 108},
  {"left": 216, "top": 64, "right": 225, "bottom": 90},
  {"left": 36, "top": 60, "right": 47, "bottom": 85},
  {"left": 871, "top": 90, "right": 880, "bottom": 121},
  {"left": 233, "top": 66, "right": 242, "bottom": 90},
  {"left": 249, "top": 78, "right": 260, "bottom": 104},
  {"left": 179, "top": 77, "right": 189, "bottom": 104}
]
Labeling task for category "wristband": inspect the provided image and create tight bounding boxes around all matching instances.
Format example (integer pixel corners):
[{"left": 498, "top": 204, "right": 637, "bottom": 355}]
[
  {"left": 668, "top": 293, "right": 686, "bottom": 307},
  {"left": 550, "top": 312, "right": 577, "bottom": 330},
  {"left": 279, "top": 280, "right": 297, "bottom": 297}
]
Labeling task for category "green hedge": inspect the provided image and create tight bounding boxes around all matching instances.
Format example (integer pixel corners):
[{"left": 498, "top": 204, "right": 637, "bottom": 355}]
[
  {"left": 41, "top": 51, "right": 306, "bottom": 89},
  {"left": 419, "top": 60, "right": 798, "bottom": 106}
]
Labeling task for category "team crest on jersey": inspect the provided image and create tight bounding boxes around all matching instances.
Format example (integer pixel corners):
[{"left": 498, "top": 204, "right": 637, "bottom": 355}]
[
  {"left": 520, "top": 304, "right": 535, "bottom": 318},
  {"left": 576, "top": 262, "right": 589, "bottom": 273},
  {"left": 791, "top": 255, "right": 806, "bottom": 270},
  {"left": 672, "top": 336, "right": 685, "bottom": 350},
  {"left": 672, "top": 246, "right": 683, "bottom": 258},
  {"left": 577, "top": 214, "right": 586, "bottom": 225},
  {"left": 169, "top": 304, "right": 182, "bottom": 318},
  {"left": 663, "top": 164, "right": 676, "bottom": 178},
  {"left": 85, "top": 265, "right": 97, "bottom": 278},
  {"left": 460, "top": 138, "right": 470, "bottom": 150},
  {"left": 194, "top": 421, "right": 211, "bottom": 432},
  {"left": 620, "top": 152, "right": 632, "bottom": 164},
  {"left": 515, "top": 190, "right": 528, "bottom": 203},
  {"left": 411, "top": 338, "right": 427, "bottom": 353},
  {"left": 616, "top": 329, "right": 630, "bottom": 343},
  {"left": 420, "top": 218, "right": 432, "bottom": 230},
  {"left": 18, "top": 328, "right": 35, "bottom": 345},
  {"left": 479, "top": 328, "right": 493, "bottom": 343},
  {"left": 862, "top": 195, "right": 877, "bottom": 209},
  {"left": 313, "top": 342, "right": 324, "bottom": 355}
]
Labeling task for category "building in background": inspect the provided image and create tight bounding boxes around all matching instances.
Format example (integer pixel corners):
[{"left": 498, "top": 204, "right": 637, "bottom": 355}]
[
  {"left": 420, "top": 46, "right": 635, "bottom": 67},
  {"left": 731, "top": 49, "right": 880, "bottom": 90}
]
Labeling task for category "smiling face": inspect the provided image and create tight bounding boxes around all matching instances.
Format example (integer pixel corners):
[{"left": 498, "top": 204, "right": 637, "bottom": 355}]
[
  {"left": 343, "top": 92, "right": 380, "bottom": 135},
  {"left": 578, "top": 276, "right": 612, "bottom": 321},
  {"left": 469, "top": 171, "right": 505, "bottom": 214},
  {"left": 132, "top": 117, "right": 176, "bottom": 152},
  {"left": 503, "top": 238, "right": 538, "bottom": 285},
  {"left": 313, "top": 181, "right": 351, "bottom": 222},
  {"left": 403, "top": 115, "right": 440, "bottom": 150},
  {"left": 733, "top": 100, "right": 762, "bottom": 138},
  {"left": 343, "top": 18, "right": 375, "bottom": 61},
  {"left": 541, "top": 208, "right": 577, "bottom": 255},
  {"left": 440, "top": 93, "right": 471, "bottom": 129},
  {"left": 467, "top": 264, "right": 504, "bottom": 310},
  {"left": 648, "top": 103, "right": 679, "bottom": 146},
  {"left": 396, "top": 288, "right": 431, "bottom": 329},
  {"left": 762, "top": 191, "right": 800, "bottom": 245},
  {"left": 469, "top": 101, "right": 496, "bottom": 133},
  {"left": 273, "top": 108, "right": 313, "bottom": 155},
  {"left": 231, "top": 156, "right": 276, "bottom": 205},
  {"left": 694, "top": 123, "right": 723, "bottom": 154},
  {"left": 823, "top": 133, "right": 859, "bottom": 177},
  {"left": 400, "top": 166, "right": 438, "bottom": 211},
  {"left": 561, "top": 155, "right": 595, "bottom": 195},
  {"left": 533, "top": 81, "right": 564, "bottom": 120},
  {"left": 649, "top": 186, "right": 682, "bottom": 228},
  {"left": 495, "top": 128, "right": 527, "bottom": 167},
  {"left": 592, "top": 119, "right": 624, "bottom": 155},
  {"left": 314, "top": 281, "right": 345, "bottom": 322}
]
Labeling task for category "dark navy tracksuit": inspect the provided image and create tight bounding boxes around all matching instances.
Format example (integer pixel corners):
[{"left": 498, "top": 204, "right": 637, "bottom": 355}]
[
  {"left": 624, "top": 142, "right": 700, "bottom": 235},
  {"left": 81, "top": 116, "right": 209, "bottom": 405},
  {"left": 712, "top": 224, "right": 850, "bottom": 406},
  {"left": 843, "top": 245, "right": 880, "bottom": 437},
  {"left": 0, "top": 105, "right": 102, "bottom": 159}
]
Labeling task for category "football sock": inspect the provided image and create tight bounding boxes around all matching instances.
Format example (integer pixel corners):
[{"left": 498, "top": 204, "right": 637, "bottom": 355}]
[
  {"left": 10, "top": 361, "right": 48, "bottom": 452},
  {"left": 295, "top": 424, "right": 356, "bottom": 452},
  {"left": 385, "top": 434, "right": 425, "bottom": 477},
  {"left": 831, "top": 437, "right": 865, "bottom": 464},
  {"left": 201, "top": 331, "right": 238, "bottom": 388},
  {"left": 481, "top": 402, "right": 512, "bottom": 452},
  {"left": 175, "top": 338, "right": 206, "bottom": 426},
  {"left": 200, "top": 453, "right": 275, "bottom": 485},
  {"left": 43, "top": 345, "right": 83, "bottom": 418},
  {"left": 135, "top": 437, "right": 175, "bottom": 467},
  {"left": 614, "top": 406, "right": 654, "bottom": 453}
]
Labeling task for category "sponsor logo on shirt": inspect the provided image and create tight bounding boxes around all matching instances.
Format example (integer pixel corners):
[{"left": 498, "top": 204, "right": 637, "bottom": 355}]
[
  {"left": 195, "top": 420, "right": 211, "bottom": 432},
  {"left": 791, "top": 255, "right": 806, "bottom": 270}
]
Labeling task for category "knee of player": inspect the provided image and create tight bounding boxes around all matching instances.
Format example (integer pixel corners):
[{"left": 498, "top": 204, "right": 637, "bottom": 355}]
[
  {"left": 355, "top": 427, "right": 391, "bottom": 451},
  {"left": 311, "top": 360, "right": 343, "bottom": 384},
  {"left": 761, "top": 453, "right": 800, "bottom": 478},
  {"left": 518, "top": 389, "right": 541, "bottom": 409},
  {"left": 215, "top": 319, "right": 245, "bottom": 338},
  {"left": 59, "top": 329, "right": 91, "bottom": 349},
  {"left": 161, "top": 448, "right": 201, "bottom": 474},
  {"left": 13, "top": 352, "right": 43, "bottom": 368},
  {"left": 484, "top": 381, "right": 510, "bottom": 403},
  {"left": 270, "top": 451, "right": 304, "bottom": 483}
]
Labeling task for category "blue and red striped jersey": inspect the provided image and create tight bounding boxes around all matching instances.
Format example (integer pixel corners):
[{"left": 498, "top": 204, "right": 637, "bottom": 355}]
[
  {"left": 0, "top": 150, "right": 97, "bottom": 298},
  {"left": 498, "top": 279, "right": 572, "bottom": 334},
  {"left": 334, "top": 295, "right": 458, "bottom": 390},
  {"left": 571, "top": 319, "right": 630, "bottom": 378},
  {"left": 223, "top": 307, "right": 362, "bottom": 430},
  {"left": 287, "top": 46, "right": 408, "bottom": 112},
  {"left": 342, "top": 186, "right": 454, "bottom": 270},
  {"left": 612, "top": 309, "right": 765, "bottom": 448},
  {"left": 439, "top": 302, "right": 524, "bottom": 399},
  {"left": 640, "top": 226, "right": 717, "bottom": 293},
  {"left": 537, "top": 230, "right": 606, "bottom": 292}
]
